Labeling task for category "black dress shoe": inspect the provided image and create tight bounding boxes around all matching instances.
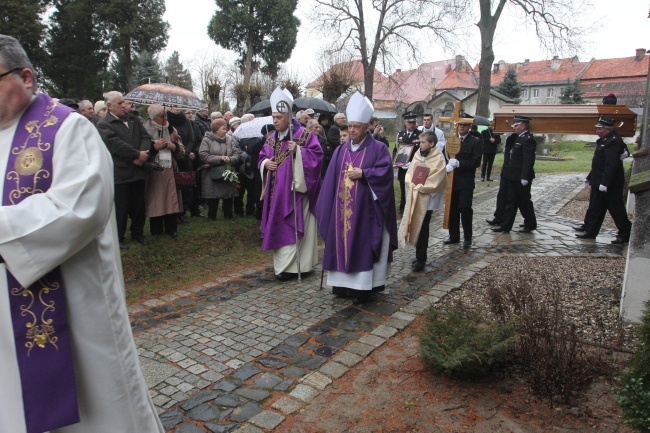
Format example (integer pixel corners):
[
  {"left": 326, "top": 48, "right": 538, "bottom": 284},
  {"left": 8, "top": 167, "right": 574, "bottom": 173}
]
[
  {"left": 573, "top": 225, "right": 586, "bottom": 232},
  {"left": 332, "top": 286, "right": 348, "bottom": 297},
  {"left": 611, "top": 237, "right": 629, "bottom": 245},
  {"left": 119, "top": 242, "right": 129, "bottom": 250},
  {"left": 575, "top": 233, "right": 596, "bottom": 239},
  {"left": 519, "top": 224, "right": 526, "bottom": 227},
  {"left": 143, "top": 161, "right": 164, "bottom": 171},
  {"left": 492, "top": 227, "right": 509, "bottom": 233},
  {"left": 518, "top": 227, "right": 535, "bottom": 233},
  {"left": 487, "top": 178, "right": 494, "bottom": 182},
  {"left": 169, "top": 232, "right": 178, "bottom": 238},
  {"left": 133, "top": 235, "right": 149, "bottom": 246},
  {"left": 485, "top": 218, "right": 500, "bottom": 226},
  {"left": 192, "top": 212, "right": 206, "bottom": 218},
  {"left": 412, "top": 261, "right": 425, "bottom": 271},
  {"left": 463, "top": 239, "right": 472, "bottom": 247},
  {"left": 443, "top": 238, "right": 460, "bottom": 245},
  {"left": 275, "top": 272, "right": 297, "bottom": 281}
]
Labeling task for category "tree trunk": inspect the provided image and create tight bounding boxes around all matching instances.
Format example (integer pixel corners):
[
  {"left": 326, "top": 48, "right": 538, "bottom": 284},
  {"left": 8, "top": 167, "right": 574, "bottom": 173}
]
[
  {"left": 124, "top": 43, "right": 134, "bottom": 92},
  {"left": 476, "top": 0, "right": 506, "bottom": 117}
]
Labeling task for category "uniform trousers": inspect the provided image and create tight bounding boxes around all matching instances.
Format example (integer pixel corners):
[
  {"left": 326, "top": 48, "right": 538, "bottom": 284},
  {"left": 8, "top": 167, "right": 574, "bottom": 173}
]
[
  {"left": 398, "top": 168, "right": 407, "bottom": 214},
  {"left": 500, "top": 179, "right": 537, "bottom": 231},
  {"left": 448, "top": 189, "right": 474, "bottom": 241},
  {"left": 481, "top": 153, "right": 496, "bottom": 179},
  {"left": 114, "top": 179, "right": 146, "bottom": 241},
  {"left": 584, "top": 186, "right": 631, "bottom": 238},
  {"left": 492, "top": 176, "right": 508, "bottom": 223}
]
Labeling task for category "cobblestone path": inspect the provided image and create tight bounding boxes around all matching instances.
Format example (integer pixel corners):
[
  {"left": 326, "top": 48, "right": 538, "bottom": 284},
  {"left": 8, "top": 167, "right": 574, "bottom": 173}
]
[{"left": 128, "top": 173, "right": 626, "bottom": 433}]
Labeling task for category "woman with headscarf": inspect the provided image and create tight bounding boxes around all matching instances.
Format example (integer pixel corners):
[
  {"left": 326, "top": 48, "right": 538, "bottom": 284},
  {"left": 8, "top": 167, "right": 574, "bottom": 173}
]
[
  {"left": 142, "top": 104, "right": 186, "bottom": 237},
  {"left": 92, "top": 100, "right": 107, "bottom": 124},
  {"left": 199, "top": 118, "right": 242, "bottom": 220}
]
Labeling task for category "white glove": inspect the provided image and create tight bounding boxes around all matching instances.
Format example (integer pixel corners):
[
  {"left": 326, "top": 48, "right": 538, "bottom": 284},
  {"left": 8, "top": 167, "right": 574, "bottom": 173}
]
[
  {"left": 521, "top": 179, "right": 529, "bottom": 186},
  {"left": 446, "top": 163, "right": 454, "bottom": 172},
  {"left": 584, "top": 179, "right": 589, "bottom": 186},
  {"left": 449, "top": 158, "right": 459, "bottom": 168},
  {"left": 620, "top": 150, "right": 629, "bottom": 160},
  {"left": 401, "top": 162, "right": 411, "bottom": 170},
  {"left": 599, "top": 184, "right": 607, "bottom": 192}
]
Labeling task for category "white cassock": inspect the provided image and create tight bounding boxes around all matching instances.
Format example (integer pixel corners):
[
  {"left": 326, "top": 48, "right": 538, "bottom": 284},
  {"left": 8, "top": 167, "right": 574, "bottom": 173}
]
[{"left": 0, "top": 109, "right": 163, "bottom": 433}]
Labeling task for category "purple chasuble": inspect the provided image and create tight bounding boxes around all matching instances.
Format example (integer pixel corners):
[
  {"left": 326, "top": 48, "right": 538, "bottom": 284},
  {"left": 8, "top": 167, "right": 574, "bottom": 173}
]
[
  {"left": 316, "top": 133, "right": 398, "bottom": 273},
  {"left": 258, "top": 119, "right": 323, "bottom": 251},
  {"left": 3, "top": 93, "right": 80, "bottom": 432}
]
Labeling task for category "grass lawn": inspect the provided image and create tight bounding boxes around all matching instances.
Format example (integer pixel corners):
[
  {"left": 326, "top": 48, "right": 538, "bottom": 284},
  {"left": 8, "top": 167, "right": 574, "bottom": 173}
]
[{"left": 122, "top": 139, "right": 629, "bottom": 304}]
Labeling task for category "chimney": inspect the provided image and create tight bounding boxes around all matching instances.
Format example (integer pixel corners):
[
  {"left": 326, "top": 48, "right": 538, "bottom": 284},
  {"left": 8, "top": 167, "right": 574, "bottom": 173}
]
[
  {"left": 524, "top": 59, "right": 530, "bottom": 64},
  {"left": 550, "top": 55, "right": 561, "bottom": 71},
  {"left": 493, "top": 63, "right": 499, "bottom": 73},
  {"left": 396, "top": 69, "right": 402, "bottom": 73},
  {"left": 635, "top": 48, "right": 646, "bottom": 60},
  {"left": 445, "top": 64, "right": 452, "bottom": 74},
  {"left": 455, "top": 55, "right": 465, "bottom": 72}
]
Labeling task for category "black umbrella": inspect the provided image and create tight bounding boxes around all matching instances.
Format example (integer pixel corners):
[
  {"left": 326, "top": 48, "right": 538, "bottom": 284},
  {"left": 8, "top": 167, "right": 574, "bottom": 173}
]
[
  {"left": 247, "top": 99, "right": 271, "bottom": 115},
  {"left": 293, "top": 97, "right": 337, "bottom": 114},
  {"left": 473, "top": 115, "right": 491, "bottom": 126},
  {"left": 124, "top": 83, "right": 204, "bottom": 110}
]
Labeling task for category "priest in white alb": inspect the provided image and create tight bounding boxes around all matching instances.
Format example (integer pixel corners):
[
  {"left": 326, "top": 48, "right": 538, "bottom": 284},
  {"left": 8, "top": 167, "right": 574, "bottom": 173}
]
[{"left": 0, "top": 35, "right": 163, "bottom": 433}]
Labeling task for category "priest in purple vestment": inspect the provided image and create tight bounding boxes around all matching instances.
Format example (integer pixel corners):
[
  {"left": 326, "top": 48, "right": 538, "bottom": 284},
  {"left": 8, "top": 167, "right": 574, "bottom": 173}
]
[
  {"left": 258, "top": 87, "right": 323, "bottom": 280},
  {"left": 316, "top": 92, "right": 398, "bottom": 302}
]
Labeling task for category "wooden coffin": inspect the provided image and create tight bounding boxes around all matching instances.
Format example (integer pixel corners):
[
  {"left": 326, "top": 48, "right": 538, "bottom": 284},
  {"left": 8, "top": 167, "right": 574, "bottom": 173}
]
[{"left": 493, "top": 104, "right": 638, "bottom": 137}]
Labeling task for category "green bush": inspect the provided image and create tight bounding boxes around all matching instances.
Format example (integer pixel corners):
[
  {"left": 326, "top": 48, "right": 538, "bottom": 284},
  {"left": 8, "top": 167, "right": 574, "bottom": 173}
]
[
  {"left": 419, "top": 304, "right": 516, "bottom": 378},
  {"left": 533, "top": 135, "right": 546, "bottom": 147},
  {"left": 616, "top": 301, "right": 650, "bottom": 431}
]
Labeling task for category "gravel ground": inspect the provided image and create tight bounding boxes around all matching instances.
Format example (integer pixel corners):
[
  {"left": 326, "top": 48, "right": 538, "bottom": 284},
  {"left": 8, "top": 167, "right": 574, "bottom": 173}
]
[
  {"left": 556, "top": 185, "right": 620, "bottom": 230},
  {"left": 439, "top": 255, "right": 639, "bottom": 351}
]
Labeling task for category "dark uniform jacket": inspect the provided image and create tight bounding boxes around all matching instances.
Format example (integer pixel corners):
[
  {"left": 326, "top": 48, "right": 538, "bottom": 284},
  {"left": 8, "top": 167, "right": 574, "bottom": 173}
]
[
  {"left": 481, "top": 128, "right": 501, "bottom": 154},
  {"left": 501, "top": 131, "right": 536, "bottom": 182},
  {"left": 97, "top": 113, "right": 152, "bottom": 184},
  {"left": 452, "top": 133, "right": 482, "bottom": 190},
  {"left": 587, "top": 130, "right": 627, "bottom": 188}
]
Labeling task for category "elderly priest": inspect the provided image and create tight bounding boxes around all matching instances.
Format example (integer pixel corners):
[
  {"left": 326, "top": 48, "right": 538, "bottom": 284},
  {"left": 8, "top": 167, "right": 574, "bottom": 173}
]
[
  {"left": 316, "top": 92, "right": 398, "bottom": 303},
  {"left": 258, "top": 87, "right": 324, "bottom": 280}
]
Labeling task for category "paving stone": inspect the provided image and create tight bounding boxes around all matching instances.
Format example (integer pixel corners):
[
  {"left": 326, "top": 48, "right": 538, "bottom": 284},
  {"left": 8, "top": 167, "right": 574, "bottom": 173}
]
[
  {"left": 319, "top": 361, "right": 349, "bottom": 379},
  {"left": 205, "top": 424, "right": 236, "bottom": 433},
  {"left": 345, "top": 342, "right": 374, "bottom": 356},
  {"left": 274, "top": 379, "right": 294, "bottom": 391},
  {"left": 175, "top": 423, "right": 204, "bottom": 433},
  {"left": 159, "top": 410, "right": 184, "bottom": 430},
  {"left": 235, "top": 388, "right": 271, "bottom": 402},
  {"left": 232, "top": 364, "right": 261, "bottom": 381},
  {"left": 187, "top": 403, "right": 221, "bottom": 422},
  {"left": 307, "top": 324, "right": 331, "bottom": 335},
  {"left": 179, "top": 390, "right": 220, "bottom": 411},
  {"left": 253, "top": 373, "right": 283, "bottom": 389},
  {"left": 332, "top": 351, "right": 363, "bottom": 367},
  {"left": 229, "top": 402, "right": 262, "bottom": 423},
  {"left": 297, "top": 355, "right": 327, "bottom": 370},
  {"left": 384, "top": 318, "right": 410, "bottom": 330},
  {"left": 289, "top": 384, "right": 319, "bottom": 402},
  {"left": 269, "top": 344, "right": 298, "bottom": 358},
  {"left": 271, "top": 396, "right": 303, "bottom": 415},
  {"left": 371, "top": 324, "right": 399, "bottom": 339},
  {"left": 313, "top": 345, "right": 338, "bottom": 357},
  {"left": 248, "top": 410, "right": 285, "bottom": 430},
  {"left": 283, "top": 334, "right": 309, "bottom": 347},
  {"left": 212, "top": 379, "right": 240, "bottom": 393},
  {"left": 231, "top": 425, "right": 264, "bottom": 433},
  {"left": 316, "top": 335, "right": 348, "bottom": 348},
  {"left": 256, "top": 356, "right": 288, "bottom": 369},
  {"left": 300, "top": 371, "right": 332, "bottom": 390},
  {"left": 214, "top": 394, "right": 243, "bottom": 408}
]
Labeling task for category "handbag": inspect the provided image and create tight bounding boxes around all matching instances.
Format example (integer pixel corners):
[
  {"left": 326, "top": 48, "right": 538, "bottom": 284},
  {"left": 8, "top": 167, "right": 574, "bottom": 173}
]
[
  {"left": 210, "top": 165, "right": 227, "bottom": 182},
  {"left": 174, "top": 171, "right": 196, "bottom": 190}
]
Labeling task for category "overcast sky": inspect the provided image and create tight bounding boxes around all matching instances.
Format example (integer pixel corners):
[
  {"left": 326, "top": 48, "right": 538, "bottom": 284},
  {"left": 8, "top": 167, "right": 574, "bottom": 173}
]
[{"left": 162, "top": 0, "right": 648, "bottom": 89}]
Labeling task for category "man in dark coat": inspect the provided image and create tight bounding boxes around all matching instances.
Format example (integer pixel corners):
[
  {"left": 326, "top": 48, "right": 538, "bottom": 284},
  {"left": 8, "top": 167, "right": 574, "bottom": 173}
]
[
  {"left": 486, "top": 132, "right": 514, "bottom": 227},
  {"left": 575, "top": 116, "right": 632, "bottom": 244},
  {"left": 480, "top": 124, "right": 501, "bottom": 181},
  {"left": 444, "top": 113, "right": 482, "bottom": 247},
  {"left": 395, "top": 111, "right": 421, "bottom": 214},
  {"left": 96, "top": 91, "right": 153, "bottom": 249},
  {"left": 492, "top": 116, "right": 537, "bottom": 233}
]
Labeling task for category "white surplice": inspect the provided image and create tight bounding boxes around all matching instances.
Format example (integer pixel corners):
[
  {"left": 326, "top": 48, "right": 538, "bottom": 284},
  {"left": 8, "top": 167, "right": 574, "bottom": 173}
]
[{"left": 0, "top": 108, "right": 163, "bottom": 433}]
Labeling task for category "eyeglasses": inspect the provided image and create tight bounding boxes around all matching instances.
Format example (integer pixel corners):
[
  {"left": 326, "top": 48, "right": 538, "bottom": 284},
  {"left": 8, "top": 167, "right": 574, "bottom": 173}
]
[{"left": 0, "top": 67, "right": 23, "bottom": 80}]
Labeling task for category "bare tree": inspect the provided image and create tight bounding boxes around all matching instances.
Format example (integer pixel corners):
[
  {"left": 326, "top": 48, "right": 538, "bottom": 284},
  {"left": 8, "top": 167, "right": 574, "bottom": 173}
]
[
  {"left": 475, "top": 0, "right": 591, "bottom": 116},
  {"left": 310, "top": 0, "right": 464, "bottom": 100},
  {"left": 310, "top": 49, "right": 360, "bottom": 103}
]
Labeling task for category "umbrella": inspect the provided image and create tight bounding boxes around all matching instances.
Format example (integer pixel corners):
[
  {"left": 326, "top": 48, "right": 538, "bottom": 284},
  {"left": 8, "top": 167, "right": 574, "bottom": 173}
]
[
  {"left": 233, "top": 116, "right": 273, "bottom": 139},
  {"left": 473, "top": 115, "right": 491, "bottom": 126},
  {"left": 247, "top": 99, "right": 271, "bottom": 115},
  {"left": 293, "top": 97, "right": 337, "bottom": 114},
  {"left": 124, "top": 83, "right": 204, "bottom": 110}
]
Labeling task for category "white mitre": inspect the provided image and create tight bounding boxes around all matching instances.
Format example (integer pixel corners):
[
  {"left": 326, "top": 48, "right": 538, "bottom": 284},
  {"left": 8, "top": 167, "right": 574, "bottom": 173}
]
[
  {"left": 346, "top": 91, "right": 374, "bottom": 123},
  {"left": 270, "top": 87, "right": 293, "bottom": 115}
]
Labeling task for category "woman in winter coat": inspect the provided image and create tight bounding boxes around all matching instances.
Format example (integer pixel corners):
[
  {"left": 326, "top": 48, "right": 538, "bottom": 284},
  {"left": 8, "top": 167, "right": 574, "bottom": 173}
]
[
  {"left": 142, "top": 104, "right": 186, "bottom": 237},
  {"left": 199, "top": 118, "right": 241, "bottom": 220}
]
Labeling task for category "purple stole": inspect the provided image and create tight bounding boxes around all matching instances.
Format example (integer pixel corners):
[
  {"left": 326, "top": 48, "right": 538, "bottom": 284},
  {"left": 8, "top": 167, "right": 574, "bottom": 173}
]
[
  {"left": 4, "top": 93, "right": 79, "bottom": 432},
  {"left": 334, "top": 144, "right": 367, "bottom": 270}
]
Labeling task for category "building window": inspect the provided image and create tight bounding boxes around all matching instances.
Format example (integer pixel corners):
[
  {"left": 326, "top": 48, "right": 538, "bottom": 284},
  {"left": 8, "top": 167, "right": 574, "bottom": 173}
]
[
  {"left": 533, "top": 89, "right": 539, "bottom": 97},
  {"left": 547, "top": 88, "right": 554, "bottom": 97},
  {"left": 522, "top": 89, "right": 528, "bottom": 98}
]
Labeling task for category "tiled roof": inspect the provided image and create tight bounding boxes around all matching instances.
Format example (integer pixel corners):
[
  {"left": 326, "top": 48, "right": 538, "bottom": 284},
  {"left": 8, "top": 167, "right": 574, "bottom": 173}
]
[
  {"left": 306, "top": 61, "right": 384, "bottom": 88},
  {"left": 485, "top": 57, "right": 588, "bottom": 86},
  {"left": 580, "top": 55, "right": 649, "bottom": 80},
  {"left": 437, "top": 69, "right": 478, "bottom": 90}
]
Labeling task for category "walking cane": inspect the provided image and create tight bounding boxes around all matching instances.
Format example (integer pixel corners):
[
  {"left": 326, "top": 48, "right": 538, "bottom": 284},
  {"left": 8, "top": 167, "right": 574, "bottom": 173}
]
[{"left": 289, "top": 120, "right": 302, "bottom": 282}]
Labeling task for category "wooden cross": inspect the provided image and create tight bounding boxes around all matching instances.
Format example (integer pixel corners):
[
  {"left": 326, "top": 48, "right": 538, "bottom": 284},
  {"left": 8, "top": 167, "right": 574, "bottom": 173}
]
[{"left": 438, "top": 101, "right": 473, "bottom": 229}]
